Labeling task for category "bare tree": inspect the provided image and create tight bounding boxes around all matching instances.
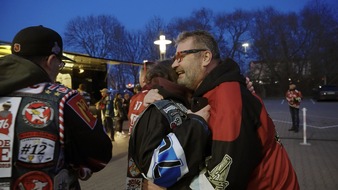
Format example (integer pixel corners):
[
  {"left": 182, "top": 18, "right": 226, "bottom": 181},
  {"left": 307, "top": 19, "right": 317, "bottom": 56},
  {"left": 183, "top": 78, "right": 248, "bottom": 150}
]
[
  {"left": 213, "top": 9, "right": 253, "bottom": 73},
  {"left": 62, "top": 3, "right": 338, "bottom": 97},
  {"left": 248, "top": 7, "right": 311, "bottom": 95},
  {"left": 189, "top": 8, "right": 214, "bottom": 31},
  {"left": 64, "top": 15, "right": 138, "bottom": 92},
  {"left": 116, "top": 16, "right": 172, "bottom": 87},
  {"left": 214, "top": 9, "right": 252, "bottom": 58},
  {"left": 143, "top": 16, "right": 170, "bottom": 60},
  {"left": 167, "top": 8, "right": 214, "bottom": 48},
  {"left": 300, "top": 0, "right": 338, "bottom": 87},
  {"left": 64, "top": 15, "right": 126, "bottom": 58},
  {"left": 167, "top": 8, "right": 213, "bottom": 33}
]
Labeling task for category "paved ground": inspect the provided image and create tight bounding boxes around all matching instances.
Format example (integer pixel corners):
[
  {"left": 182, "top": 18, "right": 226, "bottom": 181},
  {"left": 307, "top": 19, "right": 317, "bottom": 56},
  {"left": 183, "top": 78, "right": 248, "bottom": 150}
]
[{"left": 80, "top": 99, "right": 338, "bottom": 190}]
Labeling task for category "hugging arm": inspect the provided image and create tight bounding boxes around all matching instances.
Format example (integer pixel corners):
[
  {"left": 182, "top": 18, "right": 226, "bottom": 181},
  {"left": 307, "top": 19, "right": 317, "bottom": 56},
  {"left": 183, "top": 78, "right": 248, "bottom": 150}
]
[{"left": 130, "top": 106, "right": 210, "bottom": 188}]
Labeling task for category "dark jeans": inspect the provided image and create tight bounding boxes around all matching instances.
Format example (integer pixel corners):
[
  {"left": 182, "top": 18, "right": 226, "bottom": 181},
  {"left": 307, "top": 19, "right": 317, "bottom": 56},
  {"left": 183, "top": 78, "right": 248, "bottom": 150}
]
[
  {"left": 114, "top": 117, "right": 124, "bottom": 133},
  {"left": 289, "top": 106, "right": 300, "bottom": 130},
  {"left": 104, "top": 117, "right": 114, "bottom": 137}
]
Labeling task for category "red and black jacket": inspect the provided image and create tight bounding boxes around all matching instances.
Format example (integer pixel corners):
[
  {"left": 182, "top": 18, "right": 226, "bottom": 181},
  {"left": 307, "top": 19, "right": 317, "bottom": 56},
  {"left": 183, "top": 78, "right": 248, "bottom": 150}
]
[{"left": 192, "top": 58, "right": 299, "bottom": 190}]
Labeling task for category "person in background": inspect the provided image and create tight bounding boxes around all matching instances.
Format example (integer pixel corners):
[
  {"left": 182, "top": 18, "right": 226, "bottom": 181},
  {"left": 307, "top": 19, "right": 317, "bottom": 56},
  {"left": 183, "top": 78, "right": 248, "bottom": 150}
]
[
  {"left": 96, "top": 88, "right": 114, "bottom": 140},
  {"left": 77, "top": 83, "right": 91, "bottom": 106},
  {"left": 127, "top": 61, "right": 157, "bottom": 135},
  {"left": 133, "top": 84, "right": 142, "bottom": 94},
  {"left": 122, "top": 93, "right": 130, "bottom": 121},
  {"left": 143, "top": 30, "right": 299, "bottom": 189},
  {"left": 285, "top": 82, "right": 303, "bottom": 133},
  {"left": 127, "top": 59, "right": 211, "bottom": 190},
  {"left": 114, "top": 93, "right": 125, "bottom": 137},
  {"left": 127, "top": 84, "right": 142, "bottom": 135},
  {"left": 0, "top": 25, "right": 112, "bottom": 189}
]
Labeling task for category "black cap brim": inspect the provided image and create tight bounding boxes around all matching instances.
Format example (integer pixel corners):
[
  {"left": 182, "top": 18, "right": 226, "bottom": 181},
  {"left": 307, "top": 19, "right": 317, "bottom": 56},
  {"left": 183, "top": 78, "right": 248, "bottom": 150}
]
[{"left": 61, "top": 55, "right": 75, "bottom": 62}]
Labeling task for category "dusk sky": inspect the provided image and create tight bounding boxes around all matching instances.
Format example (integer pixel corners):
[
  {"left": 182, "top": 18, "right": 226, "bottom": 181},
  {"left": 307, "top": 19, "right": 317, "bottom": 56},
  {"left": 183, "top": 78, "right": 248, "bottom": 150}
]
[{"left": 2, "top": 0, "right": 337, "bottom": 43}]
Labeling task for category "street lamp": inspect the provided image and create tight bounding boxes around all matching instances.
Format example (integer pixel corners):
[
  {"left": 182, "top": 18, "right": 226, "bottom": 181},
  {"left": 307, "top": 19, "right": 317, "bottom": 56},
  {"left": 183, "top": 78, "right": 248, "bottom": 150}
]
[
  {"left": 154, "top": 34, "right": 172, "bottom": 60},
  {"left": 242, "top": 43, "right": 249, "bottom": 53}
]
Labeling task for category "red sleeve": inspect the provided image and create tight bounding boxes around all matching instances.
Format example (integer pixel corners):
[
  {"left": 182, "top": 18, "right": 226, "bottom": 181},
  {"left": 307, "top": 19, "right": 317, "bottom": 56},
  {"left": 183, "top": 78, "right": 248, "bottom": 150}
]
[{"left": 206, "top": 82, "right": 242, "bottom": 141}]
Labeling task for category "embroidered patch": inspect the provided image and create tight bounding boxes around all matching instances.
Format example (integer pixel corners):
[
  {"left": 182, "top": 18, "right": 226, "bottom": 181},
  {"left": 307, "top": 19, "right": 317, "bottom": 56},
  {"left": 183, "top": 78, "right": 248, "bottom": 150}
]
[
  {"left": 163, "top": 105, "right": 177, "bottom": 113},
  {"left": 128, "top": 157, "right": 141, "bottom": 177},
  {"left": 13, "top": 171, "right": 53, "bottom": 190},
  {"left": 207, "top": 154, "right": 232, "bottom": 189},
  {"left": 22, "top": 101, "right": 54, "bottom": 128},
  {"left": 67, "top": 93, "right": 97, "bottom": 129},
  {"left": 46, "top": 83, "right": 69, "bottom": 94},
  {"left": 126, "top": 177, "right": 142, "bottom": 190},
  {"left": 126, "top": 157, "right": 143, "bottom": 189},
  {"left": 0, "top": 136, "right": 12, "bottom": 170},
  {"left": 0, "top": 181, "right": 10, "bottom": 190},
  {"left": 53, "top": 169, "right": 71, "bottom": 190},
  {"left": 18, "top": 132, "right": 56, "bottom": 165},
  {"left": 0, "top": 97, "right": 22, "bottom": 178}
]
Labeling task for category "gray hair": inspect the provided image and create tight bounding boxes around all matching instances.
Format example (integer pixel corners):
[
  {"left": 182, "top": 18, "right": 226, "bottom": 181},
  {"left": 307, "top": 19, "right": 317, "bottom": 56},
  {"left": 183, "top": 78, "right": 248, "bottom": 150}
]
[{"left": 175, "top": 30, "right": 220, "bottom": 60}]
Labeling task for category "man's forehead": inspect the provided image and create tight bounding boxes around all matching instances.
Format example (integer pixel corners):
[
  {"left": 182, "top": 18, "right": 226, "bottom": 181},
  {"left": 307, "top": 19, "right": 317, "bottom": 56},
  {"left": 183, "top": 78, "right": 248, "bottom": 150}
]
[{"left": 176, "top": 38, "right": 194, "bottom": 51}]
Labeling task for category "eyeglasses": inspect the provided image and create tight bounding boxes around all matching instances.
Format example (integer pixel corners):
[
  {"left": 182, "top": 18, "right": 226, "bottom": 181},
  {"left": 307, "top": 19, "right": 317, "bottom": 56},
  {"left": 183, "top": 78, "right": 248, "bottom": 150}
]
[
  {"left": 59, "top": 61, "right": 65, "bottom": 71},
  {"left": 172, "top": 49, "right": 207, "bottom": 62}
]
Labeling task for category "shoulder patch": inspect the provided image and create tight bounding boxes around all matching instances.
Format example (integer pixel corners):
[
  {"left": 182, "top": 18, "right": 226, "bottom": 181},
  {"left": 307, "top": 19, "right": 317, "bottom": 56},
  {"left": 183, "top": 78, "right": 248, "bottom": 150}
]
[{"left": 66, "top": 93, "right": 97, "bottom": 129}]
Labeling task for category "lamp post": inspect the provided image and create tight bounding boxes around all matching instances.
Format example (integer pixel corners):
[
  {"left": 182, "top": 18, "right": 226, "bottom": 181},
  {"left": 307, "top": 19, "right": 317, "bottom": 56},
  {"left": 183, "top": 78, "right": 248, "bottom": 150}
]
[
  {"left": 154, "top": 34, "right": 172, "bottom": 60},
  {"left": 241, "top": 42, "right": 250, "bottom": 72},
  {"left": 242, "top": 43, "right": 249, "bottom": 60},
  {"left": 242, "top": 43, "right": 249, "bottom": 53}
]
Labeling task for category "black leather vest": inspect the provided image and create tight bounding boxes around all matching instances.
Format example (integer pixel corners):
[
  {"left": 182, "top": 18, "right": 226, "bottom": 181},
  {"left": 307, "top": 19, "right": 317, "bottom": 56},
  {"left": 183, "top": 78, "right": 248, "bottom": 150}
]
[{"left": 0, "top": 83, "right": 79, "bottom": 190}]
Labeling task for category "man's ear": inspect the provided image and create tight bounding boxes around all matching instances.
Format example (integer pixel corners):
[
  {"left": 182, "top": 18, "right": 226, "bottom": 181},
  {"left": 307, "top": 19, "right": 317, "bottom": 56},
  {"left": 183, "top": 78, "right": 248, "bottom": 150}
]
[
  {"left": 201, "top": 50, "right": 212, "bottom": 67},
  {"left": 45, "top": 54, "right": 55, "bottom": 69}
]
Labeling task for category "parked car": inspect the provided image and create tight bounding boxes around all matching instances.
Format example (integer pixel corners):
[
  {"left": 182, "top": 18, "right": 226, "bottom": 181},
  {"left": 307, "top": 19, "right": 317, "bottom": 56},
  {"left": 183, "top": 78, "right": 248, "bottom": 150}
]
[{"left": 313, "top": 85, "right": 338, "bottom": 101}]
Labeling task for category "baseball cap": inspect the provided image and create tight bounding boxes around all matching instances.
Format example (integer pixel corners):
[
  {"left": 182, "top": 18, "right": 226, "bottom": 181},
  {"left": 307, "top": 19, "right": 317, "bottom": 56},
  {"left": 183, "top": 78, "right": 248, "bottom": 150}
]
[
  {"left": 100, "top": 88, "right": 110, "bottom": 93},
  {"left": 11, "top": 25, "right": 67, "bottom": 60},
  {"left": 3, "top": 101, "right": 12, "bottom": 107}
]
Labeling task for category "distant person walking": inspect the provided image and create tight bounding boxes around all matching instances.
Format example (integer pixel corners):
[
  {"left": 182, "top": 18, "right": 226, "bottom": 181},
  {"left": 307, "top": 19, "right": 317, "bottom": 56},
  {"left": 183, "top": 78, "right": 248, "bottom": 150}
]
[
  {"left": 77, "top": 83, "right": 91, "bottom": 106},
  {"left": 285, "top": 82, "right": 303, "bottom": 133},
  {"left": 114, "top": 93, "right": 126, "bottom": 137}
]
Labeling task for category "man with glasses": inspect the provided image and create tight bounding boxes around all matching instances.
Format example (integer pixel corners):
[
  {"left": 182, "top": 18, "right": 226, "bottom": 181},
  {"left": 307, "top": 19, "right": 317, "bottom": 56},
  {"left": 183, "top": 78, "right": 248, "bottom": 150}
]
[
  {"left": 143, "top": 30, "right": 299, "bottom": 189},
  {"left": 0, "top": 25, "right": 112, "bottom": 189}
]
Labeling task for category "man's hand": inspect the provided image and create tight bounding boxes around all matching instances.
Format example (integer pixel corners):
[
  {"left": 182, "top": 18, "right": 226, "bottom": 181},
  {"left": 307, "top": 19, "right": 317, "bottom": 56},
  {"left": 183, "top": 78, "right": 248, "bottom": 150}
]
[
  {"left": 142, "top": 179, "right": 166, "bottom": 190},
  {"left": 246, "top": 77, "right": 255, "bottom": 94},
  {"left": 144, "top": 89, "right": 163, "bottom": 107}
]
